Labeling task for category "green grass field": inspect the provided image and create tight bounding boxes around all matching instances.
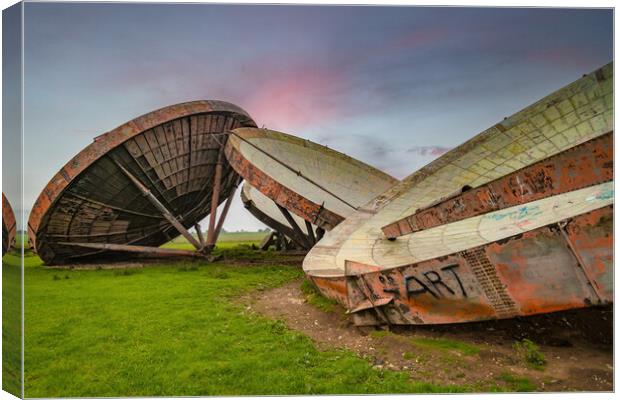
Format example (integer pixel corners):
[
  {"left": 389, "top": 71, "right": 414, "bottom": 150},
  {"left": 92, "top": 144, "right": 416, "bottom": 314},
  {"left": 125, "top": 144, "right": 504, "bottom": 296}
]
[
  {"left": 163, "top": 230, "right": 268, "bottom": 251},
  {"left": 2, "top": 247, "right": 22, "bottom": 397},
  {"left": 5, "top": 232, "right": 472, "bottom": 396}
]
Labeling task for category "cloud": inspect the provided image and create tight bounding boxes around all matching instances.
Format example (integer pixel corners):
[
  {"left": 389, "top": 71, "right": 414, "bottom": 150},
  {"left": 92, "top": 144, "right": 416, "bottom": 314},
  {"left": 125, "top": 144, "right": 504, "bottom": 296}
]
[
  {"left": 241, "top": 63, "right": 346, "bottom": 130},
  {"left": 407, "top": 145, "right": 452, "bottom": 157}
]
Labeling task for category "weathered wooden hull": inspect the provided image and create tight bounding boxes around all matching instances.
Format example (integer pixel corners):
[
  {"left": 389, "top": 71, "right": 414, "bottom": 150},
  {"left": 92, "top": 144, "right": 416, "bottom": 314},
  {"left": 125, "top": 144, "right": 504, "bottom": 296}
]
[
  {"left": 2, "top": 193, "right": 16, "bottom": 256},
  {"left": 28, "top": 100, "right": 256, "bottom": 264}
]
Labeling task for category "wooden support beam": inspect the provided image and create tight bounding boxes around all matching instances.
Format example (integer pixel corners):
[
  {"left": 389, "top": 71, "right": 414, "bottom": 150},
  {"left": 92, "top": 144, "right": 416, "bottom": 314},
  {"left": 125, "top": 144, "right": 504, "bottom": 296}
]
[
  {"left": 277, "top": 204, "right": 312, "bottom": 249},
  {"left": 112, "top": 160, "right": 203, "bottom": 251},
  {"left": 57, "top": 242, "right": 206, "bottom": 258},
  {"left": 259, "top": 231, "right": 276, "bottom": 251},
  {"left": 195, "top": 223, "right": 206, "bottom": 248},
  {"left": 206, "top": 146, "right": 225, "bottom": 247},
  {"left": 68, "top": 192, "right": 164, "bottom": 219},
  {"left": 211, "top": 177, "right": 241, "bottom": 246},
  {"left": 305, "top": 220, "right": 316, "bottom": 245}
]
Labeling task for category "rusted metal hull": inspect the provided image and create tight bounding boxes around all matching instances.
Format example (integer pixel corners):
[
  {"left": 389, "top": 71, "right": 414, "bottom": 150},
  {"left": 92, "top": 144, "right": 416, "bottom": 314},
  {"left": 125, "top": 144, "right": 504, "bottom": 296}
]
[
  {"left": 225, "top": 128, "right": 399, "bottom": 231},
  {"left": 303, "top": 63, "right": 613, "bottom": 285},
  {"left": 28, "top": 100, "right": 256, "bottom": 264},
  {"left": 2, "top": 193, "right": 17, "bottom": 256},
  {"left": 304, "top": 63, "right": 613, "bottom": 325},
  {"left": 383, "top": 131, "right": 613, "bottom": 238},
  {"left": 310, "top": 205, "right": 612, "bottom": 326}
]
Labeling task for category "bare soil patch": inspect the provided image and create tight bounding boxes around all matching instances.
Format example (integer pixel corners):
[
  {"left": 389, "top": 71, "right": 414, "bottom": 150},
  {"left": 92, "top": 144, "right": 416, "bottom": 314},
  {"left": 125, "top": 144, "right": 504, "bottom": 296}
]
[{"left": 247, "top": 279, "right": 612, "bottom": 392}]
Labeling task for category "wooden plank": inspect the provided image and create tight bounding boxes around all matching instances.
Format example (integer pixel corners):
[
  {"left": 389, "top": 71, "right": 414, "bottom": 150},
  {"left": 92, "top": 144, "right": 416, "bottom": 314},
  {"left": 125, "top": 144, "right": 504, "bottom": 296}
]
[
  {"left": 205, "top": 146, "right": 225, "bottom": 247},
  {"left": 112, "top": 159, "right": 204, "bottom": 251},
  {"left": 58, "top": 241, "right": 205, "bottom": 258},
  {"left": 277, "top": 204, "right": 312, "bottom": 249}
]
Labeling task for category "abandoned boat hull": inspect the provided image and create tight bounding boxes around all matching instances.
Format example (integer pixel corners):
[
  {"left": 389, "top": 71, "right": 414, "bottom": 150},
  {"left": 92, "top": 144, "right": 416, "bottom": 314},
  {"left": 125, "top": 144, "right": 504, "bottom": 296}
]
[
  {"left": 28, "top": 100, "right": 256, "bottom": 264},
  {"left": 308, "top": 203, "right": 612, "bottom": 326},
  {"left": 303, "top": 62, "right": 614, "bottom": 325}
]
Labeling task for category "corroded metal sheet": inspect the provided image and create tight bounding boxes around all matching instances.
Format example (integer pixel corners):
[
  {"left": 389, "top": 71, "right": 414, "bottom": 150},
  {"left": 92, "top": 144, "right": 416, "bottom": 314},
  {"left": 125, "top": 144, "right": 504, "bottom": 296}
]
[
  {"left": 344, "top": 204, "right": 612, "bottom": 326},
  {"left": 241, "top": 183, "right": 317, "bottom": 249},
  {"left": 225, "top": 127, "right": 399, "bottom": 231},
  {"left": 28, "top": 100, "right": 256, "bottom": 264},
  {"left": 383, "top": 131, "right": 613, "bottom": 238},
  {"left": 303, "top": 62, "right": 614, "bottom": 325},
  {"left": 2, "top": 193, "right": 16, "bottom": 256}
]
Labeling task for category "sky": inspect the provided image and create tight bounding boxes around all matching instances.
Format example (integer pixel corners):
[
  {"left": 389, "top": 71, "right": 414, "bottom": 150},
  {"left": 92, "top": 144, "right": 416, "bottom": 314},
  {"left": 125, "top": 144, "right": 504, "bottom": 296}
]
[{"left": 9, "top": 2, "right": 614, "bottom": 231}]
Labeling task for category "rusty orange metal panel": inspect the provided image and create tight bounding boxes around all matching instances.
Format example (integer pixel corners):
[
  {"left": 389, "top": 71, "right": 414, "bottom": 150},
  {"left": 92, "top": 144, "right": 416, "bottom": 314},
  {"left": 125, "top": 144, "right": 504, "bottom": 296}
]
[
  {"left": 309, "top": 275, "right": 348, "bottom": 306},
  {"left": 344, "top": 255, "right": 498, "bottom": 325},
  {"left": 383, "top": 131, "right": 613, "bottom": 238},
  {"left": 333, "top": 205, "right": 612, "bottom": 326},
  {"left": 487, "top": 227, "right": 596, "bottom": 316},
  {"left": 563, "top": 206, "right": 613, "bottom": 301},
  {"left": 225, "top": 141, "right": 345, "bottom": 230}
]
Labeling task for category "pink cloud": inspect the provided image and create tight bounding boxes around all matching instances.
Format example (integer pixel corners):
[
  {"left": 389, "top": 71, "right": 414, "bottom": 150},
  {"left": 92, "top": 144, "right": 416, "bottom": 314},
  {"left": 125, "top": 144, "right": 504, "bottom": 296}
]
[
  {"left": 100, "top": 27, "right": 454, "bottom": 132},
  {"left": 241, "top": 65, "right": 345, "bottom": 130}
]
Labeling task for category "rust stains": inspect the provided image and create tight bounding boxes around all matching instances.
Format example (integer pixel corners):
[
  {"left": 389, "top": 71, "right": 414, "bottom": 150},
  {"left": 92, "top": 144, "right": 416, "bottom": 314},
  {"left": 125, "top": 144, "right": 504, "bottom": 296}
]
[
  {"left": 383, "top": 132, "right": 613, "bottom": 238},
  {"left": 329, "top": 205, "right": 613, "bottom": 326}
]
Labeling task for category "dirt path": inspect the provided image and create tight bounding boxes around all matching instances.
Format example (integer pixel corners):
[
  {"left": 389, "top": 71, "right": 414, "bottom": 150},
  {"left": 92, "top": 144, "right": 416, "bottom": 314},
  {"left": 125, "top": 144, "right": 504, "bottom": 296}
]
[{"left": 246, "top": 279, "right": 612, "bottom": 392}]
